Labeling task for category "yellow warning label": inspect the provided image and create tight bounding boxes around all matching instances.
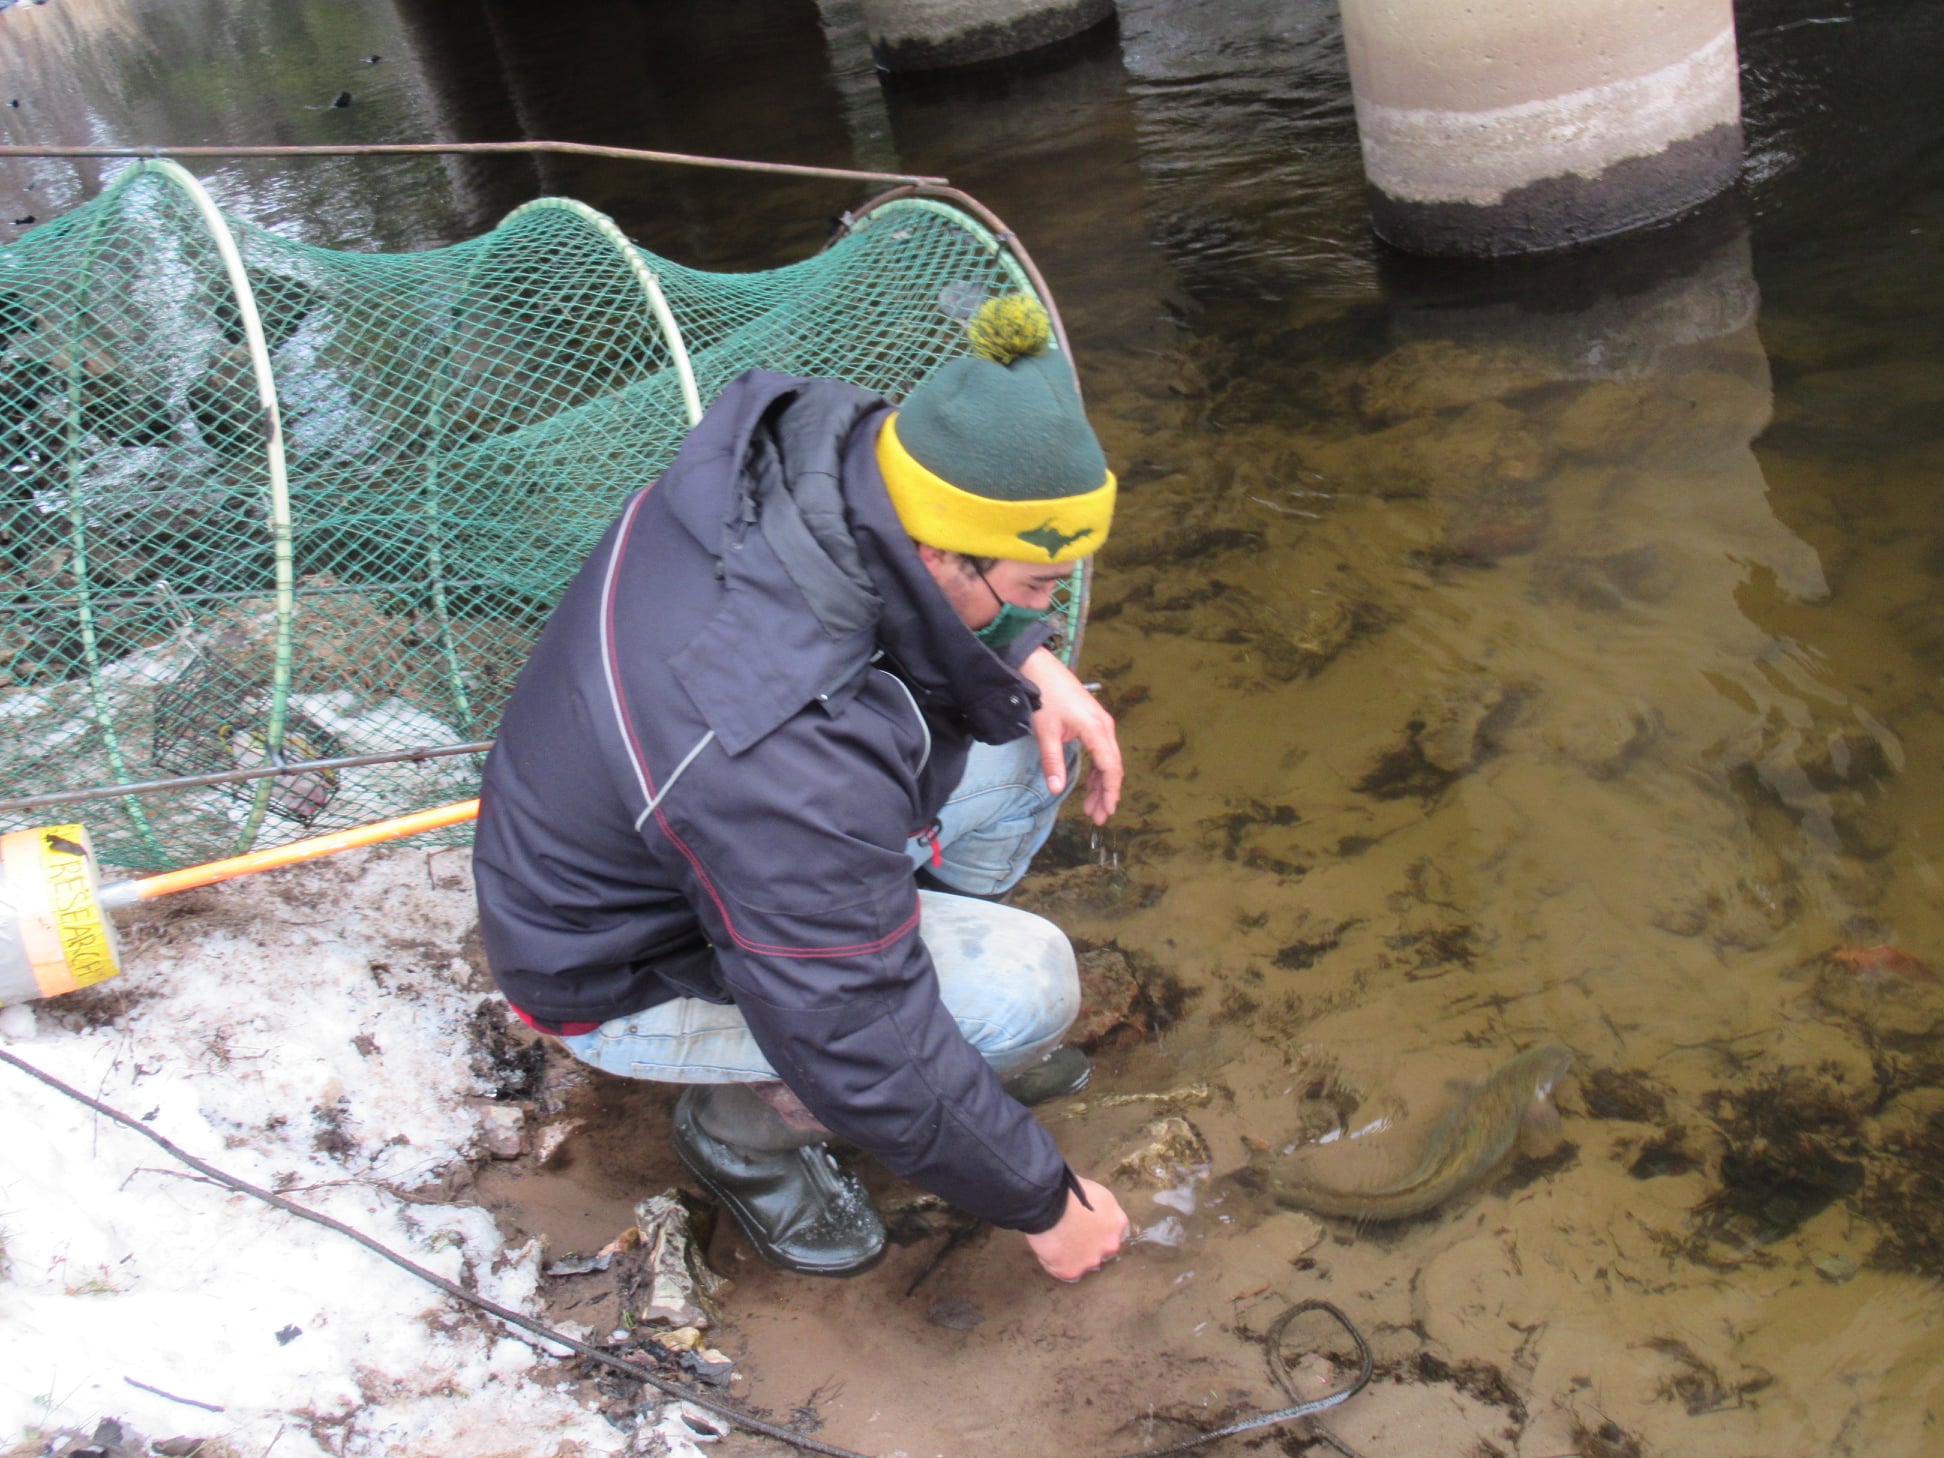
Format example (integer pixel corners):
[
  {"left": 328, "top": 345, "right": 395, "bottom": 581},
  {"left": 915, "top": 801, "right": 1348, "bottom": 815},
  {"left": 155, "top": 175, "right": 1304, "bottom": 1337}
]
[
  {"left": 1, "top": 825, "right": 120, "bottom": 1000},
  {"left": 40, "top": 828, "right": 119, "bottom": 991}
]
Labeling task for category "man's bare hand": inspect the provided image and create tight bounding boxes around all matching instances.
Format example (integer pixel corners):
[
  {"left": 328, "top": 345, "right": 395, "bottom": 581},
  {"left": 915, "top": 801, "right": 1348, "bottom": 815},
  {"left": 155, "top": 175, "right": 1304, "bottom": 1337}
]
[
  {"left": 1024, "top": 1177, "right": 1130, "bottom": 1281},
  {"left": 1019, "top": 646, "right": 1121, "bottom": 823}
]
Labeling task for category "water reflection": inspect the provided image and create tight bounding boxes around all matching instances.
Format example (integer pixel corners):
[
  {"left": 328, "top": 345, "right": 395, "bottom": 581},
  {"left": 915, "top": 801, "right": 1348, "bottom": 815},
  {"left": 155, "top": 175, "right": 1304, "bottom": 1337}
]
[
  {"left": 1357, "top": 202, "right": 1901, "bottom": 961},
  {"left": 397, "top": 0, "right": 865, "bottom": 267},
  {"left": 874, "top": 19, "right": 1180, "bottom": 353},
  {"left": 0, "top": 0, "right": 485, "bottom": 248},
  {"left": 1116, "top": 0, "right": 1372, "bottom": 305}
]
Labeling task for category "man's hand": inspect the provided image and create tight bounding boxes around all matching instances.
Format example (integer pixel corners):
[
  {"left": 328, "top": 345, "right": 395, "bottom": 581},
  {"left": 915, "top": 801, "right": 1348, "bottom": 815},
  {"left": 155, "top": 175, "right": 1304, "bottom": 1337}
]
[
  {"left": 1019, "top": 646, "right": 1122, "bottom": 823},
  {"left": 1024, "top": 1177, "right": 1130, "bottom": 1281}
]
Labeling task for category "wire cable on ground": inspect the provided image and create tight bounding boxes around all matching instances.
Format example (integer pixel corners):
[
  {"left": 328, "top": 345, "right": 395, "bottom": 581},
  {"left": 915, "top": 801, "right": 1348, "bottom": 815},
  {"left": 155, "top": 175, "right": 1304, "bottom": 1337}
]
[{"left": 1, "top": 1045, "right": 1370, "bottom": 1458}]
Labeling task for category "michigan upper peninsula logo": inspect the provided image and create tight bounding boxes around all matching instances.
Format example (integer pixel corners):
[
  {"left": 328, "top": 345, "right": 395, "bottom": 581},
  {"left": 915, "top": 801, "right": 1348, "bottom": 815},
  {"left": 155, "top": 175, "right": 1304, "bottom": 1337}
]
[{"left": 1017, "top": 522, "right": 1093, "bottom": 558}]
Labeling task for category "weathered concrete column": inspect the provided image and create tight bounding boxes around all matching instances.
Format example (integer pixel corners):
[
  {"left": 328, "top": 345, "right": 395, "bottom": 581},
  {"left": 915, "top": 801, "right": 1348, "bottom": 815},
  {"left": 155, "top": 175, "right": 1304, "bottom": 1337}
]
[
  {"left": 858, "top": 0, "right": 1115, "bottom": 72},
  {"left": 814, "top": 0, "right": 903, "bottom": 175},
  {"left": 1340, "top": 0, "right": 1743, "bottom": 257}
]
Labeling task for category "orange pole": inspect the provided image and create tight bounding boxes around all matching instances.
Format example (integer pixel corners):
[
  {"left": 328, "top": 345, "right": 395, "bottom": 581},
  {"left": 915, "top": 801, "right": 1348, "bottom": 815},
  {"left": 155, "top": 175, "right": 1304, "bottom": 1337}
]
[{"left": 99, "top": 800, "right": 480, "bottom": 907}]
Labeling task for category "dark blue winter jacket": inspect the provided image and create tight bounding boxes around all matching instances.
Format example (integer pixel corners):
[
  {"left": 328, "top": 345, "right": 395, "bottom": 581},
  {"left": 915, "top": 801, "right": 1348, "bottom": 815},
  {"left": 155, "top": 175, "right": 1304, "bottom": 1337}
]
[{"left": 474, "top": 371, "right": 1073, "bottom": 1233}]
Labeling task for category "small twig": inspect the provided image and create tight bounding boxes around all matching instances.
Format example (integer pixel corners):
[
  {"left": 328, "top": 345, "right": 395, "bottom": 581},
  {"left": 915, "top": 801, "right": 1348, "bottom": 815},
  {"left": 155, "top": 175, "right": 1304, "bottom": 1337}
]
[
  {"left": 92, "top": 1053, "right": 123, "bottom": 1161},
  {"left": 262, "top": 1423, "right": 286, "bottom": 1458},
  {"left": 122, "top": 1165, "right": 232, "bottom": 1193},
  {"left": 1669, "top": 1028, "right": 1773, "bottom": 1051},
  {"left": 1248, "top": 496, "right": 1323, "bottom": 519},
  {"left": 269, "top": 1178, "right": 359, "bottom": 1197},
  {"left": 124, "top": 1376, "right": 226, "bottom": 1412},
  {"left": 902, "top": 1219, "right": 980, "bottom": 1297}
]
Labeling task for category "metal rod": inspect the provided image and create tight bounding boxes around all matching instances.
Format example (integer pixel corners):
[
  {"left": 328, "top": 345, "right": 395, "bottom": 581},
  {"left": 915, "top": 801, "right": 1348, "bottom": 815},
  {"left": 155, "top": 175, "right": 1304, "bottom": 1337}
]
[
  {"left": 100, "top": 797, "right": 481, "bottom": 907},
  {"left": 0, "top": 742, "right": 493, "bottom": 815},
  {"left": 0, "top": 579, "right": 515, "bottom": 612},
  {"left": 0, "top": 140, "right": 949, "bottom": 188}
]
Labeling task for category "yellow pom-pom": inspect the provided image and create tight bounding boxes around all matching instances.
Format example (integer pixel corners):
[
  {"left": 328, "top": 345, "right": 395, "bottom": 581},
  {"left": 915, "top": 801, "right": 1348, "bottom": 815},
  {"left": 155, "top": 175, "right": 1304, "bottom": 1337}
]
[{"left": 966, "top": 294, "right": 1052, "bottom": 365}]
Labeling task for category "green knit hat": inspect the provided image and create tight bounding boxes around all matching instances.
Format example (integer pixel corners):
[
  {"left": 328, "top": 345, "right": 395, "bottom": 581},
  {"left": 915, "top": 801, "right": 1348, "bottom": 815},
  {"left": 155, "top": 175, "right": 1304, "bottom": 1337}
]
[{"left": 876, "top": 296, "right": 1115, "bottom": 563}]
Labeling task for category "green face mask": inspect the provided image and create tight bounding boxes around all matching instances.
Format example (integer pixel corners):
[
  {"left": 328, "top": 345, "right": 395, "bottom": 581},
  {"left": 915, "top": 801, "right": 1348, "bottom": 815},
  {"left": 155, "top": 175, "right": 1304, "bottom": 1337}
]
[{"left": 973, "top": 600, "right": 1050, "bottom": 651}]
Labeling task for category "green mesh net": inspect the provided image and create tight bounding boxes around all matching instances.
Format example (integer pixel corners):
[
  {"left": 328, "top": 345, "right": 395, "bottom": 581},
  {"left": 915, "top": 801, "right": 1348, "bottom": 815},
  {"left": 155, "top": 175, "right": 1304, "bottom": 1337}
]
[{"left": 0, "top": 160, "right": 1085, "bottom": 870}]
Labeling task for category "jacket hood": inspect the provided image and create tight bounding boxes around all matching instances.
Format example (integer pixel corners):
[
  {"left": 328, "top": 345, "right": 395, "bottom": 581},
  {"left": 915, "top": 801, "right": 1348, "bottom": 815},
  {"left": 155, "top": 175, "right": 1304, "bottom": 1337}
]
[{"left": 664, "top": 371, "right": 1037, "bottom": 753}]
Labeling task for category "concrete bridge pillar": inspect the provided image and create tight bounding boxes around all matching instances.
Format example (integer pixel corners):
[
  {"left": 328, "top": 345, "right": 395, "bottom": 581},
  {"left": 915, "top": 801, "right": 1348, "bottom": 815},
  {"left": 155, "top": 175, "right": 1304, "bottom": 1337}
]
[
  {"left": 1339, "top": 0, "right": 1743, "bottom": 257},
  {"left": 857, "top": 0, "right": 1115, "bottom": 72}
]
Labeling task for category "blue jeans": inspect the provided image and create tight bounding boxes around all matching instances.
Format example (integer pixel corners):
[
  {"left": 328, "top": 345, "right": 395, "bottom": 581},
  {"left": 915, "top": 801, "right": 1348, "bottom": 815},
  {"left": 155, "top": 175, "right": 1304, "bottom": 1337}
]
[
  {"left": 557, "top": 738, "right": 1080, "bottom": 1082},
  {"left": 905, "top": 735, "right": 1079, "bottom": 897}
]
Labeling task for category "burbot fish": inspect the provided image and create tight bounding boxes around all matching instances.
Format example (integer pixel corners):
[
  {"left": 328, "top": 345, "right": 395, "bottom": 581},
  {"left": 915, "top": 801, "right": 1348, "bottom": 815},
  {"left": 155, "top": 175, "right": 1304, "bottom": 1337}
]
[{"left": 1272, "top": 1043, "right": 1574, "bottom": 1222}]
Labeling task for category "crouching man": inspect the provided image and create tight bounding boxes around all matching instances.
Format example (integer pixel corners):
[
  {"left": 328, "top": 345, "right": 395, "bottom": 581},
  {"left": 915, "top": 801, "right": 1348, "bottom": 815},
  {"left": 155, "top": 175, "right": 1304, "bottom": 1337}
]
[{"left": 474, "top": 297, "right": 1129, "bottom": 1281}]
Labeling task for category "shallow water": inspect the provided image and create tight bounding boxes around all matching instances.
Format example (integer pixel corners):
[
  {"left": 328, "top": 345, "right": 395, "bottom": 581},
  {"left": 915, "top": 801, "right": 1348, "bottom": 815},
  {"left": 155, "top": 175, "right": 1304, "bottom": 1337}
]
[{"left": 4, "top": 0, "right": 1941, "bottom": 1453}]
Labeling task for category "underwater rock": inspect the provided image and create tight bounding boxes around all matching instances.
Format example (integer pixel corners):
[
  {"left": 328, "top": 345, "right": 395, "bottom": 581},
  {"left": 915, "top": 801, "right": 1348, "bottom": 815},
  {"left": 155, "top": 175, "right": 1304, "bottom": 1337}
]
[
  {"left": 1355, "top": 677, "right": 1530, "bottom": 801},
  {"left": 926, "top": 1295, "right": 986, "bottom": 1330},
  {"left": 1304, "top": 399, "right": 1549, "bottom": 501},
  {"left": 1417, "top": 676, "right": 1531, "bottom": 775},
  {"left": 1542, "top": 695, "right": 1663, "bottom": 779},
  {"left": 1813, "top": 1252, "right": 1859, "bottom": 1284},
  {"left": 1715, "top": 709, "right": 1903, "bottom": 863},
  {"left": 1829, "top": 799, "right": 1899, "bottom": 861},
  {"left": 1254, "top": 591, "right": 1388, "bottom": 681},
  {"left": 1354, "top": 339, "right": 1555, "bottom": 423},
  {"left": 1797, "top": 725, "right": 1899, "bottom": 792},
  {"left": 1532, "top": 542, "right": 1680, "bottom": 611},
  {"left": 1254, "top": 1208, "right": 1325, "bottom": 1257},
  {"left": 1434, "top": 477, "right": 1549, "bottom": 561},
  {"left": 1427, "top": 676, "right": 1533, "bottom": 775},
  {"left": 1648, "top": 842, "right": 1801, "bottom": 949},
  {"left": 1011, "top": 862, "right": 1165, "bottom": 923},
  {"left": 1111, "top": 1114, "right": 1211, "bottom": 1190},
  {"left": 1812, "top": 945, "right": 1944, "bottom": 1045},
  {"left": 1059, "top": 942, "right": 1165, "bottom": 1052}
]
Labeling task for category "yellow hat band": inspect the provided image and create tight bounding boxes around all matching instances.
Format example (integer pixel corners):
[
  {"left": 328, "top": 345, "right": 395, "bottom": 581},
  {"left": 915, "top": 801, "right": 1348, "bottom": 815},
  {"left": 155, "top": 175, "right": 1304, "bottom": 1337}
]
[{"left": 875, "top": 413, "right": 1115, "bottom": 563}]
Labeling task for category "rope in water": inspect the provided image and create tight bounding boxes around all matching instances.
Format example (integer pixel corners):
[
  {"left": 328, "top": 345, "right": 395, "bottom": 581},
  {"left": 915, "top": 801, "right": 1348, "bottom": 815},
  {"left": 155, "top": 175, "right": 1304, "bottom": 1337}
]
[{"left": 0, "top": 1045, "right": 1372, "bottom": 1457}]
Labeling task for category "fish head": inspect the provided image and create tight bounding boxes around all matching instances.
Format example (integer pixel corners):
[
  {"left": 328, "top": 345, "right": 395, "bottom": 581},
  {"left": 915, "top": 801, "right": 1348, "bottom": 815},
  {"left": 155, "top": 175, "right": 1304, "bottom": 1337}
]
[{"left": 1525, "top": 1043, "right": 1575, "bottom": 1100}]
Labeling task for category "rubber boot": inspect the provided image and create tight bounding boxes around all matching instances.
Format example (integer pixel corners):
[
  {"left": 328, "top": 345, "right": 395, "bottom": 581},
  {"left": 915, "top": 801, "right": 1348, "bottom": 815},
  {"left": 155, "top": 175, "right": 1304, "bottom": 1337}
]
[
  {"left": 1001, "top": 1045, "right": 1092, "bottom": 1106},
  {"left": 915, "top": 865, "right": 1013, "bottom": 905},
  {"left": 670, "top": 1083, "right": 887, "bottom": 1277}
]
